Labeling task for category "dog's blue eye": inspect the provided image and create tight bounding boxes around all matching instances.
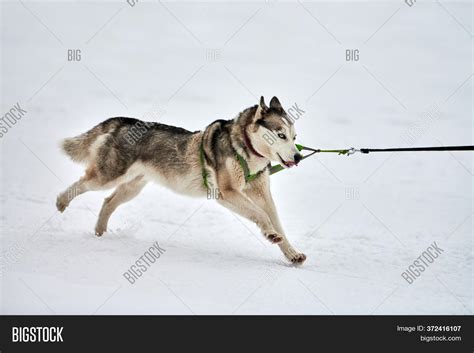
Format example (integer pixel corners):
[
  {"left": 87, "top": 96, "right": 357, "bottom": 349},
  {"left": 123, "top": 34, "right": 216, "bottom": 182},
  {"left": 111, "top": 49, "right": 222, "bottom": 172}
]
[{"left": 277, "top": 133, "right": 286, "bottom": 139}]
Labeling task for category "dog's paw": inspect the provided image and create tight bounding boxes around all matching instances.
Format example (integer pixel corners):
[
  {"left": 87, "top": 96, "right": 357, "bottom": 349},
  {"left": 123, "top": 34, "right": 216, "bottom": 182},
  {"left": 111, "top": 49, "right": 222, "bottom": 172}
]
[
  {"left": 56, "top": 195, "right": 68, "bottom": 213},
  {"left": 289, "top": 253, "right": 307, "bottom": 265},
  {"left": 95, "top": 224, "right": 107, "bottom": 237},
  {"left": 265, "top": 233, "right": 283, "bottom": 244}
]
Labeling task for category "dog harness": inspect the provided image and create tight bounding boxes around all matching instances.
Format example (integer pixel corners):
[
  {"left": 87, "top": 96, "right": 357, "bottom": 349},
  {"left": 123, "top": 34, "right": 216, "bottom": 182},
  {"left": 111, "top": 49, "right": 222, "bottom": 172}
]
[
  {"left": 235, "top": 152, "right": 268, "bottom": 183},
  {"left": 199, "top": 136, "right": 268, "bottom": 190}
]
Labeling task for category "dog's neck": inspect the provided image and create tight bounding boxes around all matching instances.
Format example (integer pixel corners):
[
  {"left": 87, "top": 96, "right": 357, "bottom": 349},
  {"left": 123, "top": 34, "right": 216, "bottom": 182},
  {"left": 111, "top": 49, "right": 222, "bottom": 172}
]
[
  {"left": 235, "top": 126, "right": 270, "bottom": 175},
  {"left": 243, "top": 127, "right": 265, "bottom": 159},
  {"left": 230, "top": 106, "right": 269, "bottom": 172}
]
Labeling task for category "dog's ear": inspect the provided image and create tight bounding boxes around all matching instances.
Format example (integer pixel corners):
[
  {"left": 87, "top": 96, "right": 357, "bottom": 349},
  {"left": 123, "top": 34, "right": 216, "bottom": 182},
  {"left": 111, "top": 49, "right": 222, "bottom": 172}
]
[
  {"left": 259, "top": 96, "right": 268, "bottom": 110},
  {"left": 255, "top": 96, "right": 268, "bottom": 122},
  {"left": 269, "top": 96, "right": 282, "bottom": 110}
]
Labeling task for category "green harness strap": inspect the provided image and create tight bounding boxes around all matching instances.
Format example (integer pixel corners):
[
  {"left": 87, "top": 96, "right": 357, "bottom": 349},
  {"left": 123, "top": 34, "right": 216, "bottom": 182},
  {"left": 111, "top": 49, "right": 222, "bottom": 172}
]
[
  {"left": 269, "top": 144, "right": 350, "bottom": 175},
  {"left": 235, "top": 152, "right": 267, "bottom": 183},
  {"left": 200, "top": 140, "right": 343, "bottom": 188},
  {"left": 200, "top": 136, "right": 267, "bottom": 189}
]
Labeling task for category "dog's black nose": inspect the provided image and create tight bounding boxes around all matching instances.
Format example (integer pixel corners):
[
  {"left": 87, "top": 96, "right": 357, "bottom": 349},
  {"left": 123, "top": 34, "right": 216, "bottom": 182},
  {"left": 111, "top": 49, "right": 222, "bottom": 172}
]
[{"left": 294, "top": 153, "right": 302, "bottom": 164}]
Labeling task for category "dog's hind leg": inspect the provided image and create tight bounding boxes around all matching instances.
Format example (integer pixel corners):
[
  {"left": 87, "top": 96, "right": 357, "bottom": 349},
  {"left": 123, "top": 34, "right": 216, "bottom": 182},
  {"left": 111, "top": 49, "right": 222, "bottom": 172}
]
[
  {"left": 56, "top": 168, "right": 103, "bottom": 212},
  {"left": 244, "top": 175, "right": 306, "bottom": 265},
  {"left": 95, "top": 175, "right": 147, "bottom": 236}
]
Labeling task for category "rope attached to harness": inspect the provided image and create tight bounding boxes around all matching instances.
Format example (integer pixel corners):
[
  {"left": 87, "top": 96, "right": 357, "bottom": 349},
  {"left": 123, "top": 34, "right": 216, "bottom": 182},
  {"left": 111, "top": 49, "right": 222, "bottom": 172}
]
[
  {"left": 269, "top": 144, "right": 474, "bottom": 175},
  {"left": 201, "top": 135, "right": 474, "bottom": 185}
]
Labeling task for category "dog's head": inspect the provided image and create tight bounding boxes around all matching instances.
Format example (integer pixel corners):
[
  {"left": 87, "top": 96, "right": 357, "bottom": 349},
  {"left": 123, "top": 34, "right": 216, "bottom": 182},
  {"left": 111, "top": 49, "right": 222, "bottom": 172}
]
[{"left": 247, "top": 96, "right": 302, "bottom": 168}]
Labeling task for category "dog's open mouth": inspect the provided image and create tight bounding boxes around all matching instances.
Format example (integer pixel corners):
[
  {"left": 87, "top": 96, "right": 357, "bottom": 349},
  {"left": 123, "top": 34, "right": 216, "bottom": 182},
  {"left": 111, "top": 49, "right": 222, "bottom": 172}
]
[{"left": 277, "top": 154, "right": 297, "bottom": 168}]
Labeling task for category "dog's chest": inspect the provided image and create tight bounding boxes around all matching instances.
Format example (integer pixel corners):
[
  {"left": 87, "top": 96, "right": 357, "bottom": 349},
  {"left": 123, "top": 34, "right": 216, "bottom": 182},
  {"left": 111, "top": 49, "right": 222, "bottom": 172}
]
[{"left": 246, "top": 158, "right": 269, "bottom": 174}]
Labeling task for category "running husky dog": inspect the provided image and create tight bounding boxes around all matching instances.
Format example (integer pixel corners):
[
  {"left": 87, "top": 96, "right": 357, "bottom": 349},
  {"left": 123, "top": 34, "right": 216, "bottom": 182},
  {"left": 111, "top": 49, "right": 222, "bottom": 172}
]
[{"left": 57, "top": 96, "right": 306, "bottom": 264}]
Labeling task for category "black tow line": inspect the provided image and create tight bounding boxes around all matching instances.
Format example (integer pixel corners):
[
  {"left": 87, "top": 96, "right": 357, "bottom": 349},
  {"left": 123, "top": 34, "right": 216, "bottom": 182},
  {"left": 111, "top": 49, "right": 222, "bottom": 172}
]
[{"left": 269, "top": 144, "right": 474, "bottom": 175}]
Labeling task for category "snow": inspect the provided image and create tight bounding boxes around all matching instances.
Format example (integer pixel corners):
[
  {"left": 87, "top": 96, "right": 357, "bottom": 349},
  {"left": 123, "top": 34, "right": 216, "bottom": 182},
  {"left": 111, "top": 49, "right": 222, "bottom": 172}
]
[{"left": 1, "top": 0, "right": 472, "bottom": 314}]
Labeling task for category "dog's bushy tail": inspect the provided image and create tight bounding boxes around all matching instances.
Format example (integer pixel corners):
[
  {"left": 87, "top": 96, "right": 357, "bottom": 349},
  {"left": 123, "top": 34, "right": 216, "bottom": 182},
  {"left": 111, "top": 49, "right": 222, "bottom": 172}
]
[
  {"left": 61, "top": 134, "right": 93, "bottom": 163},
  {"left": 61, "top": 118, "right": 117, "bottom": 164}
]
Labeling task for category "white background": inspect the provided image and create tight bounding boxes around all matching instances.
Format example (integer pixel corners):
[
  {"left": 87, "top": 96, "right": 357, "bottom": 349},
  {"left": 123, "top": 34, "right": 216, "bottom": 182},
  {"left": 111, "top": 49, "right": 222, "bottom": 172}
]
[{"left": 1, "top": 0, "right": 472, "bottom": 314}]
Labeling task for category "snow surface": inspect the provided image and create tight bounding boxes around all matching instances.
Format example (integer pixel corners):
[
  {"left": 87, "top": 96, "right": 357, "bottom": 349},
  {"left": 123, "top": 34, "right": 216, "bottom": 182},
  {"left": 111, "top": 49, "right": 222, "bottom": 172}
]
[{"left": 1, "top": 0, "right": 472, "bottom": 314}]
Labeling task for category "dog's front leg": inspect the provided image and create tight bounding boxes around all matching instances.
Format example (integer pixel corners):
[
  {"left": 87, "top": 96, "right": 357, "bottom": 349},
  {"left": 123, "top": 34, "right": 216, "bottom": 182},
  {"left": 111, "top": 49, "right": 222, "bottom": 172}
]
[
  {"left": 215, "top": 162, "right": 282, "bottom": 243},
  {"left": 244, "top": 175, "right": 306, "bottom": 264},
  {"left": 218, "top": 188, "right": 282, "bottom": 244}
]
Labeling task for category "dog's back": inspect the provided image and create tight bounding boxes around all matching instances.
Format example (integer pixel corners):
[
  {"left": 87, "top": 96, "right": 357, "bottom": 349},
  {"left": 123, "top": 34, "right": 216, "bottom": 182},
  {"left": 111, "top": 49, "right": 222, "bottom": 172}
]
[{"left": 61, "top": 117, "right": 204, "bottom": 195}]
